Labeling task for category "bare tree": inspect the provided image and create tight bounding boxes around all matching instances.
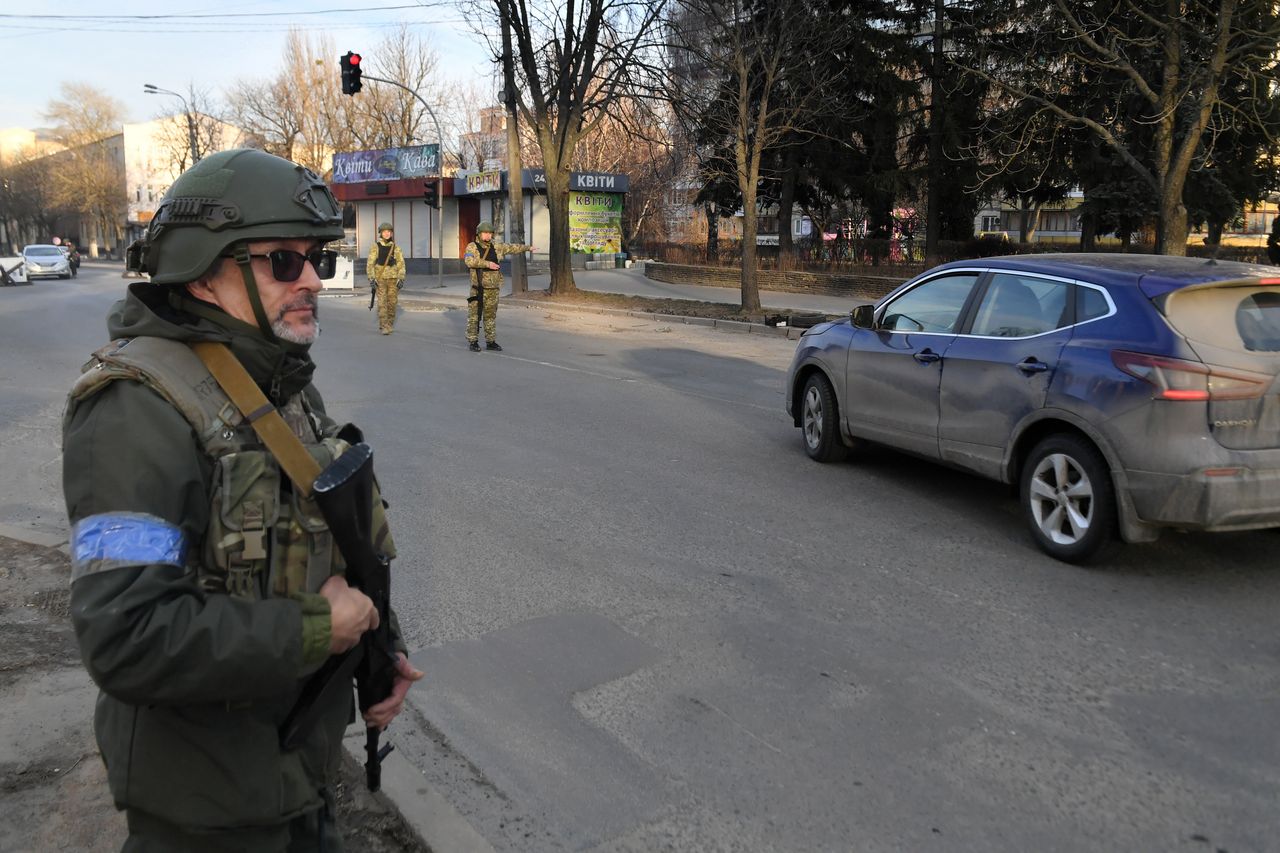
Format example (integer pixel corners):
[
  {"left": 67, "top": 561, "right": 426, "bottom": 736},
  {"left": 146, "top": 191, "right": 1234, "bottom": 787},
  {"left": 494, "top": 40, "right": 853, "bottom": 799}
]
[
  {"left": 344, "top": 24, "right": 443, "bottom": 150},
  {"left": 43, "top": 82, "right": 127, "bottom": 257},
  {"left": 0, "top": 146, "right": 57, "bottom": 253},
  {"left": 955, "top": 0, "right": 1280, "bottom": 255},
  {"left": 150, "top": 85, "right": 235, "bottom": 173},
  {"left": 571, "top": 97, "right": 679, "bottom": 251},
  {"left": 228, "top": 27, "right": 446, "bottom": 177},
  {"left": 466, "top": 0, "right": 668, "bottom": 293},
  {"left": 667, "top": 0, "right": 843, "bottom": 312}
]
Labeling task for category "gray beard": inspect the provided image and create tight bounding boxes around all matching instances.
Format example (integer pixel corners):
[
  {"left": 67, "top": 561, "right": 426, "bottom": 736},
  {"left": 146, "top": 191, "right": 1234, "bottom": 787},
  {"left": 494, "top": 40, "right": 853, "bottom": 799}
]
[{"left": 273, "top": 318, "right": 318, "bottom": 345}]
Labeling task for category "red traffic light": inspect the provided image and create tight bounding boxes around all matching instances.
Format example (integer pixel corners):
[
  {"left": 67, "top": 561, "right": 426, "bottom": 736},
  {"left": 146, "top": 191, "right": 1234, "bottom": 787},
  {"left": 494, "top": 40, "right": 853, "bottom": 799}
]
[{"left": 350, "top": 53, "right": 361, "bottom": 66}]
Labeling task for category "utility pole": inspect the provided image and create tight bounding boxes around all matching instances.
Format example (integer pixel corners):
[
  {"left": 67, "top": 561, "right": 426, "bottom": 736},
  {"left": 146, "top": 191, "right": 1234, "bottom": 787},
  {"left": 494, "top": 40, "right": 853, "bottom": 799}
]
[{"left": 500, "top": 0, "right": 528, "bottom": 293}]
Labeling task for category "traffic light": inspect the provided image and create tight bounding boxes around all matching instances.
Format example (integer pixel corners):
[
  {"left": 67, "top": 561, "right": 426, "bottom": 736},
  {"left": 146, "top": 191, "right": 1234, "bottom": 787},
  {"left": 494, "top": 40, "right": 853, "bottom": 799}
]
[
  {"left": 340, "top": 51, "right": 363, "bottom": 96},
  {"left": 423, "top": 179, "right": 439, "bottom": 209}
]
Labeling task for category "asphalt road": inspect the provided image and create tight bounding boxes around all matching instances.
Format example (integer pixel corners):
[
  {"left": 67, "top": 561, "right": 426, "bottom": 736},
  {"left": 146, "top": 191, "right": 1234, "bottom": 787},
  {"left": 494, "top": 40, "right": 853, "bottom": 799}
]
[{"left": 2, "top": 266, "right": 1278, "bottom": 852}]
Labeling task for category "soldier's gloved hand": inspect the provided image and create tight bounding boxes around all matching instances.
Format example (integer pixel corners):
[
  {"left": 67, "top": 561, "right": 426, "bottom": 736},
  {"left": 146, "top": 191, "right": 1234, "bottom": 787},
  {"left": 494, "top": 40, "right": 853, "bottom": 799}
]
[
  {"left": 363, "top": 653, "right": 425, "bottom": 730},
  {"left": 396, "top": 280, "right": 403, "bottom": 291},
  {"left": 319, "top": 575, "right": 380, "bottom": 654}
]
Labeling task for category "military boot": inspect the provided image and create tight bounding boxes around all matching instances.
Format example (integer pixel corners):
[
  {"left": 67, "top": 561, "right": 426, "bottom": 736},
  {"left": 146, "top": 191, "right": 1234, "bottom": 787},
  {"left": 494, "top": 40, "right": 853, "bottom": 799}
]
[
  {"left": 468, "top": 341, "right": 481, "bottom": 352},
  {"left": 486, "top": 341, "right": 503, "bottom": 352}
]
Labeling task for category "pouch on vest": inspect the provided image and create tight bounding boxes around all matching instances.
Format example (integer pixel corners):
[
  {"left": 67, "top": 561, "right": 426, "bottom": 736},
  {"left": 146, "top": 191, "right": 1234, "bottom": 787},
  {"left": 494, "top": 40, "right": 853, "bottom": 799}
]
[{"left": 204, "top": 449, "right": 280, "bottom": 599}]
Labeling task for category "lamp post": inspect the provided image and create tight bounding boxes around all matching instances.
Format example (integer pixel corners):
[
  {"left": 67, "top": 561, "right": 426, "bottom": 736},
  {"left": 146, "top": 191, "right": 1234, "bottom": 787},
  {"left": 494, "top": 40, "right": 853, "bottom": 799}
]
[{"left": 143, "top": 84, "right": 199, "bottom": 167}]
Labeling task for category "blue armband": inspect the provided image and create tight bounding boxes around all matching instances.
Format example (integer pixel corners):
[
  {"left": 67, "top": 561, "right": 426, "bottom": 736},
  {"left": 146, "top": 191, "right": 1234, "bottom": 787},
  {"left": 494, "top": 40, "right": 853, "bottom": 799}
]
[{"left": 70, "top": 513, "right": 187, "bottom": 582}]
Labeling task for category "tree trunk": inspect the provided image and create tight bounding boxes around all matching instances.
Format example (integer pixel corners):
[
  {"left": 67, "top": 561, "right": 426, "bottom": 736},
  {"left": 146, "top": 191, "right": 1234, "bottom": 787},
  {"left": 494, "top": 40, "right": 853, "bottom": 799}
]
[
  {"left": 778, "top": 148, "right": 797, "bottom": 260},
  {"left": 705, "top": 202, "right": 719, "bottom": 264},
  {"left": 543, "top": 161, "right": 577, "bottom": 294},
  {"left": 1158, "top": 193, "right": 1189, "bottom": 256},
  {"left": 1079, "top": 212, "right": 1096, "bottom": 252},
  {"left": 739, "top": 187, "right": 761, "bottom": 313}
]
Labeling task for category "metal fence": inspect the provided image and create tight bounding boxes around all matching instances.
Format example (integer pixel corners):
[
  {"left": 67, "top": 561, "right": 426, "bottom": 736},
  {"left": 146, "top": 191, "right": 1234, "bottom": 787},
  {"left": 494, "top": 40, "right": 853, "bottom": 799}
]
[{"left": 637, "top": 238, "right": 1277, "bottom": 271}]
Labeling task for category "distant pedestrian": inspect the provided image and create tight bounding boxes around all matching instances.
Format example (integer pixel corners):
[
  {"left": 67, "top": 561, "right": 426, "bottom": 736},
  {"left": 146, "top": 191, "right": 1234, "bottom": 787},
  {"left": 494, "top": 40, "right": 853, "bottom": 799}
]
[
  {"left": 462, "top": 220, "right": 534, "bottom": 352},
  {"left": 65, "top": 240, "right": 80, "bottom": 277},
  {"left": 367, "top": 223, "right": 405, "bottom": 334},
  {"left": 1267, "top": 216, "right": 1280, "bottom": 265}
]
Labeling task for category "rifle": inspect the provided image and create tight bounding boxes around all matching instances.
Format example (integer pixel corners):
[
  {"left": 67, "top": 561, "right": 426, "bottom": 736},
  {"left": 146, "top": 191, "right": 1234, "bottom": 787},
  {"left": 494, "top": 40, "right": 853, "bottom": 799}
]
[
  {"left": 466, "top": 270, "right": 484, "bottom": 314},
  {"left": 279, "top": 442, "right": 399, "bottom": 791}
]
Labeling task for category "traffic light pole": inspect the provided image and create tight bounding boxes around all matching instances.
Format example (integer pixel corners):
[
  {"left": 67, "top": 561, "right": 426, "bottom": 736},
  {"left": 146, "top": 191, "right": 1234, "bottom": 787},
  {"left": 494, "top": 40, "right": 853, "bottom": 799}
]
[{"left": 361, "top": 74, "right": 445, "bottom": 290}]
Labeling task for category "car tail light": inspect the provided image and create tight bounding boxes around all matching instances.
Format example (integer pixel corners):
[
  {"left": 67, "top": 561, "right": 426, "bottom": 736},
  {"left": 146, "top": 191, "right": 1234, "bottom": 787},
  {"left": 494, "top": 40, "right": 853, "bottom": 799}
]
[{"left": 1111, "top": 351, "right": 1271, "bottom": 401}]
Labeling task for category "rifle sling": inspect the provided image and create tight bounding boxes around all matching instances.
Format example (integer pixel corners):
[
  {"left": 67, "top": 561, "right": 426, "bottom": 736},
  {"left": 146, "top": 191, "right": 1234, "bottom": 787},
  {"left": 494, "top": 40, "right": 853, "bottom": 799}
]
[{"left": 190, "top": 341, "right": 322, "bottom": 496}]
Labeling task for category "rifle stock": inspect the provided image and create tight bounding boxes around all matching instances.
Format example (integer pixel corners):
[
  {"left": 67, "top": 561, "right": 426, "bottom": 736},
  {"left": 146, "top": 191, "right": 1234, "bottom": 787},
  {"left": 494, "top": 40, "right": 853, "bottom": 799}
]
[{"left": 280, "top": 442, "right": 400, "bottom": 791}]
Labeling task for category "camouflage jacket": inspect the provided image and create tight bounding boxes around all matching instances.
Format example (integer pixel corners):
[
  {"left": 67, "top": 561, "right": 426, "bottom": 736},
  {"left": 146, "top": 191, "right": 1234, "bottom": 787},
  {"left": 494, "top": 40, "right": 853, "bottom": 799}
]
[
  {"left": 464, "top": 239, "right": 531, "bottom": 289},
  {"left": 366, "top": 238, "right": 405, "bottom": 282}
]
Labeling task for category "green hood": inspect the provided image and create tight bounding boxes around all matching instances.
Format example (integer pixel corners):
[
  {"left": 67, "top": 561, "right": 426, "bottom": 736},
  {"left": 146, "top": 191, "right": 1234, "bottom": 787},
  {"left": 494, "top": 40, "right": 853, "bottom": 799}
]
[{"left": 108, "top": 282, "right": 316, "bottom": 403}]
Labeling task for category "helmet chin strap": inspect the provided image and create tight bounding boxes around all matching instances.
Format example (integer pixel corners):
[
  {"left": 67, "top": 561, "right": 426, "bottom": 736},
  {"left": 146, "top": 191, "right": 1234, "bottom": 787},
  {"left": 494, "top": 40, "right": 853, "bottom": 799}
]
[{"left": 231, "top": 243, "right": 277, "bottom": 342}]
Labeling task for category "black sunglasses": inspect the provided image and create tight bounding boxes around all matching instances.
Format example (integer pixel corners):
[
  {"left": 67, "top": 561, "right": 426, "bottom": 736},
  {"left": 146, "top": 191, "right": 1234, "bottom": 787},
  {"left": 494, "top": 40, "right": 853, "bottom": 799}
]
[{"left": 228, "top": 248, "right": 337, "bottom": 282}]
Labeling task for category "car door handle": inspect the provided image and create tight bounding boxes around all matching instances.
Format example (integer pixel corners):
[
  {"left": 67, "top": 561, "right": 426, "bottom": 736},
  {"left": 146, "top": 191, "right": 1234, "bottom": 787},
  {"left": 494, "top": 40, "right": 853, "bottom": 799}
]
[
  {"left": 913, "top": 349, "right": 941, "bottom": 364},
  {"left": 1016, "top": 358, "right": 1049, "bottom": 375}
]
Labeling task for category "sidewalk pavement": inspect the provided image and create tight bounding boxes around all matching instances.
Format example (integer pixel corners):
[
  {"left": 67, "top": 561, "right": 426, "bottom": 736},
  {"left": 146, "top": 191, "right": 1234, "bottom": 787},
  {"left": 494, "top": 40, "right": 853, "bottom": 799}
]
[
  {"left": 376, "top": 265, "right": 885, "bottom": 342},
  {"left": 394, "top": 264, "right": 874, "bottom": 317}
]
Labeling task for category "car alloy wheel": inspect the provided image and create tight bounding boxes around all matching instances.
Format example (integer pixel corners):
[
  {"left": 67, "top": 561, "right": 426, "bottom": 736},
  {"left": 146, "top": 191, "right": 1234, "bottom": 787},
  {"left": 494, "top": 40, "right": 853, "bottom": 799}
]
[
  {"left": 801, "top": 373, "right": 846, "bottom": 462},
  {"left": 1021, "top": 434, "right": 1116, "bottom": 563}
]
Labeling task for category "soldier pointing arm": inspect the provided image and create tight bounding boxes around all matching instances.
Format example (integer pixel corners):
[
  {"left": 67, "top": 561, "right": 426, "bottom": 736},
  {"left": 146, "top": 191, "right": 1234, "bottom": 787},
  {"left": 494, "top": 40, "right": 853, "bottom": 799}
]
[{"left": 462, "top": 220, "right": 535, "bottom": 352}]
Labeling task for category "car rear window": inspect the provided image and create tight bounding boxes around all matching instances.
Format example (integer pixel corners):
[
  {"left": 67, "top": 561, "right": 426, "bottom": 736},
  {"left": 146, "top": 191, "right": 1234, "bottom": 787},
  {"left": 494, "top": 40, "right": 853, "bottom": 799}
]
[{"left": 1162, "top": 282, "right": 1280, "bottom": 353}]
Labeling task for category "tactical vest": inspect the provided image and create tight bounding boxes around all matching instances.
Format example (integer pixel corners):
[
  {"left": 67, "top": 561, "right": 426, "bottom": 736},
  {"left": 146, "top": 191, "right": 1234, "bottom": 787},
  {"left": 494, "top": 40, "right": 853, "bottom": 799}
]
[{"left": 65, "top": 336, "right": 373, "bottom": 600}]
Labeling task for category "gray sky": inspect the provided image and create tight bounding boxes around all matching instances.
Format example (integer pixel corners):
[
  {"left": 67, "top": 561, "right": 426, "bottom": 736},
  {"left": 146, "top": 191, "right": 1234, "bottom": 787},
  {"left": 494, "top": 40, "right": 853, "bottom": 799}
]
[{"left": 0, "top": 1, "right": 493, "bottom": 132}]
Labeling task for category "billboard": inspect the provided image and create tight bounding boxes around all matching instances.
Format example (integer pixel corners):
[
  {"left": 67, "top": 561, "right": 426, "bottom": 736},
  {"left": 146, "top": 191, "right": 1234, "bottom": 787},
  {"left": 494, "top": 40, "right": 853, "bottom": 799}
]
[
  {"left": 568, "top": 191, "right": 624, "bottom": 254},
  {"left": 332, "top": 144, "right": 440, "bottom": 183}
]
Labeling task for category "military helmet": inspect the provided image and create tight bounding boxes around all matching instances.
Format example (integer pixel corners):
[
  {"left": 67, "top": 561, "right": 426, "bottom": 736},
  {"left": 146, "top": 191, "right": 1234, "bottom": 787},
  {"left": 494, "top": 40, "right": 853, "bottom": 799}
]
[
  {"left": 378, "top": 222, "right": 393, "bottom": 234},
  {"left": 476, "top": 221, "right": 495, "bottom": 236},
  {"left": 126, "top": 148, "right": 344, "bottom": 285}
]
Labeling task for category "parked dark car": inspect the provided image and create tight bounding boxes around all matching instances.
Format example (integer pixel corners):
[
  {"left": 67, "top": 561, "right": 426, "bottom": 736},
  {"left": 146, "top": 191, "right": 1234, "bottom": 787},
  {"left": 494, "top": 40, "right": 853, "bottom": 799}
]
[{"left": 785, "top": 254, "right": 1280, "bottom": 562}]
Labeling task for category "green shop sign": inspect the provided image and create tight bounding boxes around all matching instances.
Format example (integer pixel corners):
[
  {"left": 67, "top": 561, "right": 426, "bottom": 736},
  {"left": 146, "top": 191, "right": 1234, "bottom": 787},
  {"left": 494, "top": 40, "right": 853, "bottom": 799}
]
[{"left": 569, "top": 191, "right": 623, "bottom": 254}]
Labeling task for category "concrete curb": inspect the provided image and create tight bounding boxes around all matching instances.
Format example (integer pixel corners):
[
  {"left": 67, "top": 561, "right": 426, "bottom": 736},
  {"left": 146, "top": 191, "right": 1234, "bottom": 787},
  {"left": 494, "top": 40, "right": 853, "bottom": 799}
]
[
  {"left": 400, "top": 292, "right": 816, "bottom": 340},
  {"left": 343, "top": 728, "right": 495, "bottom": 853}
]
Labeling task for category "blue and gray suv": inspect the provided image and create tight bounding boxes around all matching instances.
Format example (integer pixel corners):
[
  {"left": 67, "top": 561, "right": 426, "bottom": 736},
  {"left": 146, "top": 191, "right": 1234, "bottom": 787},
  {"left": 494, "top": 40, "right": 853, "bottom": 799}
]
[{"left": 785, "top": 253, "right": 1280, "bottom": 562}]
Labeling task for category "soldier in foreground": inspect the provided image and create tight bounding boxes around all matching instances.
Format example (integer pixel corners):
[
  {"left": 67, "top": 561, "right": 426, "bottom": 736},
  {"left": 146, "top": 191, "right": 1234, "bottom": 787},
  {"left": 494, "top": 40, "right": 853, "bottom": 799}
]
[
  {"left": 63, "top": 148, "right": 423, "bottom": 851},
  {"left": 462, "top": 220, "right": 534, "bottom": 351}
]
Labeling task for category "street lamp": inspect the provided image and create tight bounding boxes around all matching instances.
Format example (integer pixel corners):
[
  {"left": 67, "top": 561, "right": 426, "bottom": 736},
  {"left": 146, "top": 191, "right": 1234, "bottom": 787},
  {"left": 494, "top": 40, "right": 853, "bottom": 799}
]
[{"left": 143, "top": 83, "right": 199, "bottom": 167}]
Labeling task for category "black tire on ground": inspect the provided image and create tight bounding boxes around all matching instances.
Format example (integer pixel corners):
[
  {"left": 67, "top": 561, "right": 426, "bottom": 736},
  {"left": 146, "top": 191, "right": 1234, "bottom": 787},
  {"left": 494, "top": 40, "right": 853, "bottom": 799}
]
[
  {"left": 800, "top": 373, "right": 847, "bottom": 463},
  {"left": 1020, "top": 433, "right": 1117, "bottom": 563}
]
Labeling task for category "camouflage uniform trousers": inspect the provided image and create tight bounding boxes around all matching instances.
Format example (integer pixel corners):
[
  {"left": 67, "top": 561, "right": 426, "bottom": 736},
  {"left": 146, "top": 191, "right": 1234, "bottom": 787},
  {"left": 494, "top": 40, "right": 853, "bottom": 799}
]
[
  {"left": 374, "top": 276, "right": 399, "bottom": 333},
  {"left": 466, "top": 283, "right": 501, "bottom": 343}
]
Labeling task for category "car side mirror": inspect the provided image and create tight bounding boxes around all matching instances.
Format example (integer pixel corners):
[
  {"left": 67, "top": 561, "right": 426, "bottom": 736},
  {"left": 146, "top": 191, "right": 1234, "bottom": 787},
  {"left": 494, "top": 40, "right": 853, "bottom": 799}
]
[{"left": 851, "top": 304, "right": 875, "bottom": 329}]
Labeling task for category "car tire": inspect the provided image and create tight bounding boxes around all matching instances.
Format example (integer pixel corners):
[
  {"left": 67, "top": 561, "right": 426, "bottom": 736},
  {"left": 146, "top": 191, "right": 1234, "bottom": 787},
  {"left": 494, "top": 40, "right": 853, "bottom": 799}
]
[
  {"left": 800, "top": 373, "right": 847, "bottom": 463},
  {"left": 1020, "top": 434, "right": 1116, "bottom": 563}
]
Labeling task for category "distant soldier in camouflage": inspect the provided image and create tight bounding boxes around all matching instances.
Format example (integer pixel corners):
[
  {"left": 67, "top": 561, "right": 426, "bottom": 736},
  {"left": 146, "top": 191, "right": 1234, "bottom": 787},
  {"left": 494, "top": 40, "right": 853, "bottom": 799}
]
[
  {"left": 367, "top": 223, "right": 405, "bottom": 335},
  {"left": 463, "top": 220, "right": 534, "bottom": 352}
]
